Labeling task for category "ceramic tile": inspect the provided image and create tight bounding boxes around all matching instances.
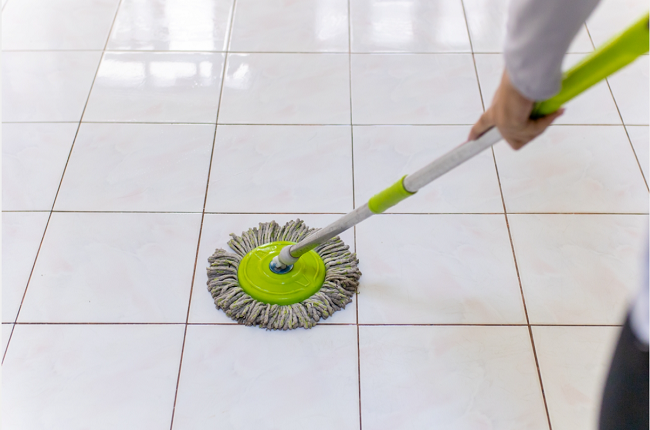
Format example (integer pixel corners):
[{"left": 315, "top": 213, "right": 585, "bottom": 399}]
[
  {"left": 356, "top": 214, "right": 526, "bottom": 324},
  {"left": 2, "top": 51, "right": 102, "bottom": 122},
  {"left": 189, "top": 213, "right": 357, "bottom": 324},
  {"left": 218, "top": 53, "right": 350, "bottom": 124},
  {"left": 474, "top": 54, "right": 621, "bottom": 125},
  {"left": 608, "top": 56, "right": 649, "bottom": 126},
  {"left": 463, "top": 0, "right": 594, "bottom": 53},
  {"left": 172, "top": 324, "right": 359, "bottom": 430},
  {"left": 3, "top": 123, "right": 78, "bottom": 211},
  {"left": 2, "top": 212, "right": 50, "bottom": 323},
  {"left": 2, "top": 0, "right": 119, "bottom": 50},
  {"left": 205, "top": 125, "right": 353, "bottom": 213},
  {"left": 108, "top": 0, "right": 233, "bottom": 51},
  {"left": 230, "top": 0, "right": 348, "bottom": 52},
  {"left": 55, "top": 123, "right": 214, "bottom": 212},
  {"left": 627, "top": 125, "right": 649, "bottom": 183},
  {"left": 532, "top": 326, "right": 621, "bottom": 430},
  {"left": 350, "top": 0, "right": 470, "bottom": 53},
  {"left": 494, "top": 126, "right": 648, "bottom": 213},
  {"left": 508, "top": 214, "right": 647, "bottom": 325},
  {"left": 2, "top": 324, "right": 13, "bottom": 357},
  {"left": 18, "top": 212, "right": 201, "bottom": 323},
  {"left": 359, "top": 326, "right": 549, "bottom": 430},
  {"left": 586, "top": 0, "right": 649, "bottom": 48},
  {"left": 84, "top": 52, "right": 224, "bottom": 123},
  {"left": 3, "top": 324, "right": 184, "bottom": 429},
  {"left": 352, "top": 125, "right": 503, "bottom": 213},
  {"left": 351, "top": 54, "right": 483, "bottom": 124}
]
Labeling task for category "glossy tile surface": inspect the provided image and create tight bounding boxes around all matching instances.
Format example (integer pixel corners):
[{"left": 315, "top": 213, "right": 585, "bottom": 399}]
[
  {"left": 508, "top": 214, "right": 647, "bottom": 325},
  {"left": 55, "top": 123, "right": 214, "bottom": 212},
  {"left": 2, "top": 0, "right": 119, "bottom": 50},
  {"left": 350, "top": 0, "right": 471, "bottom": 53},
  {"left": 230, "top": 0, "right": 348, "bottom": 52},
  {"left": 2, "top": 324, "right": 13, "bottom": 357},
  {"left": 351, "top": 54, "right": 483, "bottom": 124},
  {"left": 463, "top": 0, "right": 594, "bottom": 53},
  {"left": 359, "top": 326, "right": 548, "bottom": 430},
  {"left": 3, "top": 123, "right": 78, "bottom": 211},
  {"left": 353, "top": 125, "right": 503, "bottom": 213},
  {"left": 3, "top": 51, "right": 102, "bottom": 122},
  {"left": 108, "top": 0, "right": 234, "bottom": 51},
  {"left": 205, "top": 125, "right": 353, "bottom": 212},
  {"left": 474, "top": 53, "right": 621, "bottom": 125},
  {"left": 219, "top": 53, "right": 350, "bottom": 124},
  {"left": 3, "top": 324, "right": 184, "bottom": 429},
  {"left": 19, "top": 213, "right": 201, "bottom": 323},
  {"left": 627, "top": 126, "right": 649, "bottom": 183},
  {"left": 2, "top": 212, "right": 50, "bottom": 323},
  {"left": 84, "top": 52, "right": 225, "bottom": 122},
  {"left": 356, "top": 214, "right": 526, "bottom": 324},
  {"left": 189, "top": 213, "right": 356, "bottom": 324},
  {"left": 172, "top": 325, "right": 359, "bottom": 430},
  {"left": 494, "top": 126, "right": 648, "bottom": 214},
  {"left": 586, "top": 0, "right": 649, "bottom": 48},
  {"left": 607, "top": 56, "right": 649, "bottom": 126},
  {"left": 533, "top": 326, "right": 621, "bottom": 430}
]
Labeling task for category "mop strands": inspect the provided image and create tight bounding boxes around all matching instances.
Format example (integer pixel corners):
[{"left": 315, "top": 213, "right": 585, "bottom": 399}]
[{"left": 207, "top": 220, "right": 361, "bottom": 330}]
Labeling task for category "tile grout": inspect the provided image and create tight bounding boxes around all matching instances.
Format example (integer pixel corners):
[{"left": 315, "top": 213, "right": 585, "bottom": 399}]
[{"left": 4, "top": 321, "right": 624, "bottom": 327}]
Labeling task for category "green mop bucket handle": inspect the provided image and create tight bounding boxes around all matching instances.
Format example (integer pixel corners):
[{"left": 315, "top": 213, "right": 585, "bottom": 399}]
[{"left": 531, "top": 13, "right": 649, "bottom": 118}]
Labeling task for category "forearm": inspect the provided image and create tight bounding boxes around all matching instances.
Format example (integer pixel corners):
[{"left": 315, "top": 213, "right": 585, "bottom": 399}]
[{"left": 504, "top": 0, "right": 601, "bottom": 101}]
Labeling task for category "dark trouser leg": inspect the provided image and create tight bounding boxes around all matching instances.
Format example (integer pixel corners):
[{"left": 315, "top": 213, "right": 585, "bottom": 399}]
[{"left": 599, "top": 314, "right": 649, "bottom": 430}]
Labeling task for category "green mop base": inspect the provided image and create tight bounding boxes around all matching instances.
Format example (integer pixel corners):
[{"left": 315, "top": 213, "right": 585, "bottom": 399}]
[{"left": 237, "top": 241, "right": 326, "bottom": 306}]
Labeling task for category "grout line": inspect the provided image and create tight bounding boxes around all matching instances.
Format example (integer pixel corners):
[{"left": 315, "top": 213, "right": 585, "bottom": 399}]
[
  {"left": 2, "top": 121, "right": 634, "bottom": 126},
  {"left": 2, "top": 0, "right": 125, "bottom": 365},
  {"left": 4, "top": 321, "right": 624, "bottom": 327},
  {"left": 168, "top": 0, "right": 237, "bottom": 427},
  {"left": 460, "top": 0, "right": 486, "bottom": 113}
]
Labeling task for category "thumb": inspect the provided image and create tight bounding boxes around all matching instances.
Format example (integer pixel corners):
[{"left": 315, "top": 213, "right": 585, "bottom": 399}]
[{"left": 469, "top": 110, "right": 495, "bottom": 141}]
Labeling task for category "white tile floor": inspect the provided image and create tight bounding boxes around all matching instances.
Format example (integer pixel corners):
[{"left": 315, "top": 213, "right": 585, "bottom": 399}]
[{"left": 2, "top": 0, "right": 648, "bottom": 429}]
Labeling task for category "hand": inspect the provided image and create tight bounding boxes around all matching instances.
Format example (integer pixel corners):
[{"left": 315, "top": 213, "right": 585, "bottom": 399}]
[{"left": 469, "top": 70, "right": 565, "bottom": 150}]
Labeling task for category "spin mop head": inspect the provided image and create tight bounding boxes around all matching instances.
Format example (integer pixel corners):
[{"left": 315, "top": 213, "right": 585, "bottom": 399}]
[{"left": 207, "top": 219, "right": 361, "bottom": 330}]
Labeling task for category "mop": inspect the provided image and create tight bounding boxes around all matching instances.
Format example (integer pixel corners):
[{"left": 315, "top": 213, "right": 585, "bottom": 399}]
[{"left": 207, "top": 14, "right": 649, "bottom": 330}]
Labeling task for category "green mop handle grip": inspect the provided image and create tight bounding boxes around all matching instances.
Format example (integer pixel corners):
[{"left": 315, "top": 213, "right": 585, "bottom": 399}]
[{"left": 531, "top": 13, "right": 649, "bottom": 118}]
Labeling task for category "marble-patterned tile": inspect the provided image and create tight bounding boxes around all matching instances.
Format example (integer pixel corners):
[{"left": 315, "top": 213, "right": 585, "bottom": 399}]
[
  {"left": 2, "top": 51, "right": 102, "bottom": 122},
  {"left": 84, "top": 52, "right": 224, "bottom": 123},
  {"left": 55, "top": 123, "right": 214, "bottom": 212},
  {"left": 352, "top": 125, "right": 503, "bottom": 213},
  {"left": 230, "top": 0, "right": 348, "bottom": 52},
  {"left": 350, "top": 0, "right": 470, "bottom": 53},
  {"left": 532, "top": 326, "right": 621, "bottom": 430},
  {"left": 359, "top": 325, "right": 549, "bottom": 430},
  {"left": 189, "top": 213, "right": 357, "bottom": 324},
  {"left": 218, "top": 53, "right": 350, "bottom": 124},
  {"left": 586, "top": 0, "right": 649, "bottom": 48},
  {"left": 173, "top": 324, "right": 359, "bottom": 430},
  {"left": 2, "top": 324, "right": 13, "bottom": 357},
  {"left": 3, "top": 324, "right": 184, "bottom": 429},
  {"left": 3, "top": 212, "right": 50, "bottom": 323},
  {"left": 356, "top": 214, "right": 526, "bottom": 324},
  {"left": 108, "top": 0, "right": 234, "bottom": 51},
  {"left": 508, "top": 214, "right": 647, "bottom": 325},
  {"left": 205, "top": 125, "right": 353, "bottom": 213},
  {"left": 494, "top": 126, "right": 648, "bottom": 213},
  {"left": 627, "top": 125, "right": 649, "bottom": 183},
  {"left": 474, "top": 54, "right": 621, "bottom": 125},
  {"left": 18, "top": 212, "right": 201, "bottom": 323},
  {"left": 463, "top": 0, "right": 594, "bottom": 53},
  {"left": 608, "top": 56, "right": 649, "bottom": 126},
  {"left": 3, "top": 123, "right": 78, "bottom": 211},
  {"left": 351, "top": 54, "right": 483, "bottom": 124},
  {"left": 2, "top": 0, "right": 120, "bottom": 50}
]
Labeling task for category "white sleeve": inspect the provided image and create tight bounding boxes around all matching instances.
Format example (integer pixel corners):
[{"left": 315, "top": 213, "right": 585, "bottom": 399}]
[{"left": 504, "top": 0, "right": 601, "bottom": 101}]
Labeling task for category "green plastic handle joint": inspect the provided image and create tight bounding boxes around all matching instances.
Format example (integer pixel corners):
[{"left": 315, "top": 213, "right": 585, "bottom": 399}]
[
  {"left": 531, "top": 13, "right": 649, "bottom": 118},
  {"left": 368, "top": 175, "right": 416, "bottom": 214}
]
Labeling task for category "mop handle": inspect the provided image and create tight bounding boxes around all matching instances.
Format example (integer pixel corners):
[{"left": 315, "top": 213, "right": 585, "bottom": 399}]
[{"left": 281, "top": 13, "right": 649, "bottom": 263}]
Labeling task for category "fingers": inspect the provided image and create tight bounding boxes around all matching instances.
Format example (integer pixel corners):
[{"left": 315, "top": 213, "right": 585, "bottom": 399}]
[
  {"left": 506, "top": 108, "right": 566, "bottom": 150},
  {"left": 468, "top": 110, "right": 494, "bottom": 141}
]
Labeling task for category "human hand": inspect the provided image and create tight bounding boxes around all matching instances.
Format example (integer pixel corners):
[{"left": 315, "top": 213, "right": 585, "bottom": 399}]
[{"left": 469, "top": 70, "right": 565, "bottom": 150}]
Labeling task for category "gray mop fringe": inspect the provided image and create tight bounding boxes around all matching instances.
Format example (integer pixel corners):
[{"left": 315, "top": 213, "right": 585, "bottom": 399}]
[{"left": 206, "top": 219, "right": 361, "bottom": 330}]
